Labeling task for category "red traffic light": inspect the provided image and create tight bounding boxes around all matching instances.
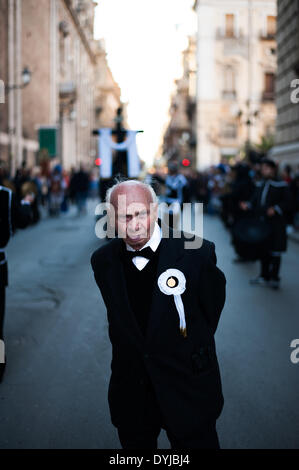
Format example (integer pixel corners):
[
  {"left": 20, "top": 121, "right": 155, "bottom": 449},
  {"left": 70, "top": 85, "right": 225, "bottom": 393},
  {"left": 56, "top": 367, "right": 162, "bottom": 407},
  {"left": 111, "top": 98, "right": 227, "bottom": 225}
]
[
  {"left": 95, "top": 158, "right": 102, "bottom": 166},
  {"left": 182, "top": 158, "right": 191, "bottom": 167}
]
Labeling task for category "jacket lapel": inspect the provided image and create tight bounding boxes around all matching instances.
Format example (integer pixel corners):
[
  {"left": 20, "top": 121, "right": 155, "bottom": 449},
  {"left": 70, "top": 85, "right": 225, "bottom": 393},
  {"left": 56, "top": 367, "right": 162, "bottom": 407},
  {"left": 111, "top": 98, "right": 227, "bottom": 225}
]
[
  {"left": 105, "top": 239, "right": 146, "bottom": 350},
  {"left": 145, "top": 223, "right": 185, "bottom": 344}
]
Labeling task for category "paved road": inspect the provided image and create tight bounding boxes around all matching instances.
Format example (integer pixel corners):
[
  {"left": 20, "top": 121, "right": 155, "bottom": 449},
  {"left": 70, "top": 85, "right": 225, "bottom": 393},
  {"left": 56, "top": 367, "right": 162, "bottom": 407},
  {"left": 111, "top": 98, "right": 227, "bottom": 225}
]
[{"left": 0, "top": 202, "right": 298, "bottom": 449}]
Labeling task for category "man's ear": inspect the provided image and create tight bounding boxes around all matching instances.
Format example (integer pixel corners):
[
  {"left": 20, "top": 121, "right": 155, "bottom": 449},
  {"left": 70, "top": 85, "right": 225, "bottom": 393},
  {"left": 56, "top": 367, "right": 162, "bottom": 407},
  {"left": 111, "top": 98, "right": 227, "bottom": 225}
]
[
  {"left": 107, "top": 205, "right": 117, "bottom": 237},
  {"left": 150, "top": 202, "right": 158, "bottom": 221}
]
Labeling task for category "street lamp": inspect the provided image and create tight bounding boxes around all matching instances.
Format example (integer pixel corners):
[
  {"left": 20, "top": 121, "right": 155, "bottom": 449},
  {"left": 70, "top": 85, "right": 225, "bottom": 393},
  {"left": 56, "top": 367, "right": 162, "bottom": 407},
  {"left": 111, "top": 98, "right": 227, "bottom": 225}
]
[
  {"left": 6, "top": 66, "right": 32, "bottom": 92},
  {"left": 21, "top": 67, "right": 31, "bottom": 87},
  {"left": 236, "top": 106, "right": 260, "bottom": 161}
]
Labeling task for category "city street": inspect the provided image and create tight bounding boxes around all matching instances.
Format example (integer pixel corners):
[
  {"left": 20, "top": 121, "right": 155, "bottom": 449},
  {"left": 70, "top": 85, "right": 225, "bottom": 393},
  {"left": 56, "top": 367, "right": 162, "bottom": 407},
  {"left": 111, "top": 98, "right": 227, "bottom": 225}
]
[{"left": 0, "top": 202, "right": 299, "bottom": 449}]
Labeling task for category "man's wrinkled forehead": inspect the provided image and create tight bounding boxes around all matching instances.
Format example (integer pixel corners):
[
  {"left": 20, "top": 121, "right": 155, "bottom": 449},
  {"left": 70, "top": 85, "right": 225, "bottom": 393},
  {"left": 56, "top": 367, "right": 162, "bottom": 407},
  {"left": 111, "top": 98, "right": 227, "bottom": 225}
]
[
  {"left": 111, "top": 187, "right": 153, "bottom": 210},
  {"left": 117, "top": 199, "right": 149, "bottom": 217}
]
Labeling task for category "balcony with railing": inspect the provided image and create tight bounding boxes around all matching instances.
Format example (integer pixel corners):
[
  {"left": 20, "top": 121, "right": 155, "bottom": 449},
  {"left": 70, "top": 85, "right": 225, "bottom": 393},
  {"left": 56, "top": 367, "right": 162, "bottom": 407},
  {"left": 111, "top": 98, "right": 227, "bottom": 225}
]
[
  {"left": 222, "top": 90, "right": 237, "bottom": 100},
  {"left": 262, "top": 90, "right": 275, "bottom": 101}
]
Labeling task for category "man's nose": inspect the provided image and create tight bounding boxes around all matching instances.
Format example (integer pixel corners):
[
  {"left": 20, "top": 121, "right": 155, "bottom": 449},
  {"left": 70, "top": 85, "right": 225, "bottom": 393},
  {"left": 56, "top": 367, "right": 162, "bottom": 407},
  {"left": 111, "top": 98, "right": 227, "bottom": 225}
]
[{"left": 129, "top": 216, "right": 140, "bottom": 231}]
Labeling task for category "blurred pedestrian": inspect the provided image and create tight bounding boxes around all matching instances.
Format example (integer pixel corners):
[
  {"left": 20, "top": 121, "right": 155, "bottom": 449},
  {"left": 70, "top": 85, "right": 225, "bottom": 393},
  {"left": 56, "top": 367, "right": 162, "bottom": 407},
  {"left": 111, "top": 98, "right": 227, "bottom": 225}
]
[
  {"left": 0, "top": 161, "right": 34, "bottom": 383},
  {"left": 228, "top": 164, "right": 256, "bottom": 262},
  {"left": 207, "top": 165, "right": 226, "bottom": 215},
  {"left": 48, "top": 165, "right": 65, "bottom": 216},
  {"left": 89, "top": 169, "right": 99, "bottom": 200},
  {"left": 289, "top": 173, "right": 299, "bottom": 230},
  {"left": 282, "top": 164, "right": 293, "bottom": 185},
  {"left": 156, "top": 161, "right": 188, "bottom": 229},
  {"left": 70, "top": 165, "right": 90, "bottom": 215},
  {"left": 20, "top": 178, "right": 39, "bottom": 224},
  {"left": 13, "top": 166, "right": 31, "bottom": 202},
  {"left": 61, "top": 170, "right": 70, "bottom": 213},
  {"left": 240, "top": 158, "right": 292, "bottom": 289}
]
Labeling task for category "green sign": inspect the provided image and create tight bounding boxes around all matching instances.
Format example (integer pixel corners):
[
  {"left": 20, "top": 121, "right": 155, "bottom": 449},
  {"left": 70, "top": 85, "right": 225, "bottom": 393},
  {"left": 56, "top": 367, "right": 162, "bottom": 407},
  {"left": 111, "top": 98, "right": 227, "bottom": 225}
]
[{"left": 38, "top": 127, "right": 57, "bottom": 158}]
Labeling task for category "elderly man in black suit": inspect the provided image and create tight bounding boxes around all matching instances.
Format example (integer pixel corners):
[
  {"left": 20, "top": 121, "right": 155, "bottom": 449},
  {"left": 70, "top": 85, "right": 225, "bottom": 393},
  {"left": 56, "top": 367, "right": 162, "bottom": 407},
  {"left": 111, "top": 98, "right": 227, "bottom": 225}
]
[{"left": 91, "top": 180, "right": 226, "bottom": 449}]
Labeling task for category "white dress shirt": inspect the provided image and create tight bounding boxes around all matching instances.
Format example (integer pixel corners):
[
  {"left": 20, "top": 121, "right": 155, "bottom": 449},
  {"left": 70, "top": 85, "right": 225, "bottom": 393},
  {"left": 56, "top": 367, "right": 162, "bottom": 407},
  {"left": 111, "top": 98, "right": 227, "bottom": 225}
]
[{"left": 126, "top": 222, "right": 162, "bottom": 271}]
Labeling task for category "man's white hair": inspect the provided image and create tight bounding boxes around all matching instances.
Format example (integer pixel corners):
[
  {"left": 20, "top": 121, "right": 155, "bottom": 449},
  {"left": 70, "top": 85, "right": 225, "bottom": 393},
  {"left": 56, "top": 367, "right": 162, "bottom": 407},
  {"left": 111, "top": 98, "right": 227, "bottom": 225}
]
[{"left": 106, "top": 179, "right": 158, "bottom": 205}]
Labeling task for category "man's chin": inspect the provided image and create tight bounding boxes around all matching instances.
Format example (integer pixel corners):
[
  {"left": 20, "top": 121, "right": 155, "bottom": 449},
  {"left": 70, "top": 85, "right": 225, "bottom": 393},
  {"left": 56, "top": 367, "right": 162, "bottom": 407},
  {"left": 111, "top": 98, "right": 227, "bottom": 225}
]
[{"left": 126, "top": 235, "right": 148, "bottom": 249}]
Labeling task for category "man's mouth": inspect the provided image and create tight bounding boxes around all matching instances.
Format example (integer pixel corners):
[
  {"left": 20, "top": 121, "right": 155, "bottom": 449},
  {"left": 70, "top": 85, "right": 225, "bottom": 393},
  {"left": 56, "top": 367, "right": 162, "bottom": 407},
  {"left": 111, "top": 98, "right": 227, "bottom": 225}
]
[{"left": 128, "top": 235, "right": 143, "bottom": 241}]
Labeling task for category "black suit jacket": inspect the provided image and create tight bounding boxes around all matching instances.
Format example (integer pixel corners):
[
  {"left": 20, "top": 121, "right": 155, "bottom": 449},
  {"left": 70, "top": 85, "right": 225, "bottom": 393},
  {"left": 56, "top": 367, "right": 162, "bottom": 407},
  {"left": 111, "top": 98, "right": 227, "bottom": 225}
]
[
  {"left": 91, "top": 223, "right": 226, "bottom": 439},
  {"left": 250, "top": 179, "right": 292, "bottom": 252},
  {"left": 0, "top": 185, "right": 32, "bottom": 287}
]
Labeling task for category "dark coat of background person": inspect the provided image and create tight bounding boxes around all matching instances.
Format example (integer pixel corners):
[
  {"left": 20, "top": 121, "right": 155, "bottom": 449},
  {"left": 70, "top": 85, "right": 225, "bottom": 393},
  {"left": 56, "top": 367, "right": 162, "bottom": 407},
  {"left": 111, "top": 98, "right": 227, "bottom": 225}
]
[
  {"left": 69, "top": 170, "right": 90, "bottom": 199},
  {"left": 250, "top": 179, "right": 292, "bottom": 252},
  {"left": 90, "top": 224, "right": 226, "bottom": 441},
  {"left": 0, "top": 186, "right": 33, "bottom": 288},
  {"left": 1, "top": 185, "right": 33, "bottom": 376}
]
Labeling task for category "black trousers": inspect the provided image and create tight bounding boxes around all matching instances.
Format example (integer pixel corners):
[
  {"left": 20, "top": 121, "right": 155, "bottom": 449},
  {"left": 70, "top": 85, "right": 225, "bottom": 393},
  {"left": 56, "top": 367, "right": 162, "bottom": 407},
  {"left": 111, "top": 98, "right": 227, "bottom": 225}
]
[
  {"left": 116, "top": 381, "right": 220, "bottom": 449},
  {"left": 117, "top": 421, "right": 220, "bottom": 449},
  {"left": 0, "top": 287, "right": 5, "bottom": 340},
  {"left": 260, "top": 253, "right": 281, "bottom": 281}
]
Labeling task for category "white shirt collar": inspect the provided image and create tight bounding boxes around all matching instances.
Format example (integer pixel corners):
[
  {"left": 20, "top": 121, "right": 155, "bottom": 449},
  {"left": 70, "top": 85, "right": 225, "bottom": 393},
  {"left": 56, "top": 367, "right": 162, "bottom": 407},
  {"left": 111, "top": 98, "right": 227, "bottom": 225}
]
[{"left": 126, "top": 221, "right": 162, "bottom": 253}]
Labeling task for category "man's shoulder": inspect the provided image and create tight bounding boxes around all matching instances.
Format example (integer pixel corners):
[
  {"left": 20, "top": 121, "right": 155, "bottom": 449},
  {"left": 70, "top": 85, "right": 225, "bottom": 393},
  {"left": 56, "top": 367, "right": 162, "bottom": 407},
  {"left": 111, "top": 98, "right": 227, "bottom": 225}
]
[
  {"left": 169, "top": 228, "right": 215, "bottom": 255},
  {"left": 0, "top": 185, "right": 12, "bottom": 195},
  {"left": 269, "top": 179, "right": 289, "bottom": 188},
  {"left": 90, "top": 238, "right": 120, "bottom": 270}
]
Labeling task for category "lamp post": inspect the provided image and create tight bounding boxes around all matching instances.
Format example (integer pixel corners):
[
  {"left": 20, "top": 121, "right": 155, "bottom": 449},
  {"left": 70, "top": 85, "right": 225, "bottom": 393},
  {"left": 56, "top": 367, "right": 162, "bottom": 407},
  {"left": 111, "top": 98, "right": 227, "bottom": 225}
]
[
  {"left": 236, "top": 105, "right": 259, "bottom": 162},
  {"left": 6, "top": 66, "right": 32, "bottom": 93}
]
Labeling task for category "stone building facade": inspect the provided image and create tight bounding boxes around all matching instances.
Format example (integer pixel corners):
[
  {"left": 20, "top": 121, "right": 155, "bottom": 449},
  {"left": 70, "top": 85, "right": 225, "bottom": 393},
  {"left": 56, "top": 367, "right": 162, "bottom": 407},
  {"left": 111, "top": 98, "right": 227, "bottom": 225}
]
[
  {"left": 269, "top": 0, "right": 299, "bottom": 168},
  {"left": 94, "top": 39, "right": 122, "bottom": 130},
  {"left": 194, "top": 0, "right": 277, "bottom": 169},
  {"left": 163, "top": 36, "right": 197, "bottom": 167},
  {"left": 0, "top": 0, "right": 122, "bottom": 174}
]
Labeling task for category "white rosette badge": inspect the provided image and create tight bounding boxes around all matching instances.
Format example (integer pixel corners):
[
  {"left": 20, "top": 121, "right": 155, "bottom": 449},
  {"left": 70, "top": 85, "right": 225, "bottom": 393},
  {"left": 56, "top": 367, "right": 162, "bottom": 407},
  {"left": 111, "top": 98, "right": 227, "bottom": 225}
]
[{"left": 157, "top": 269, "right": 187, "bottom": 337}]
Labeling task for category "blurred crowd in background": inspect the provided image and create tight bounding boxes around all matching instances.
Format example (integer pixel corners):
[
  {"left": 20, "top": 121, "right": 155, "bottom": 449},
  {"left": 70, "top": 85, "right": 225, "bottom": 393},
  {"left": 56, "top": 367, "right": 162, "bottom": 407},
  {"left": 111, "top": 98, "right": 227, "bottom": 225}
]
[
  {"left": 1, "top": 156, "right": 298, "bottom": 290},
  {"left": 0, "top": 160, "right": 99, "bottom": 221},
  {"left": 151, "top": 160, "right": 299, "bottom": 232},
  {"left": 1, "top": 158, "right": 299, "bottom": 232}
]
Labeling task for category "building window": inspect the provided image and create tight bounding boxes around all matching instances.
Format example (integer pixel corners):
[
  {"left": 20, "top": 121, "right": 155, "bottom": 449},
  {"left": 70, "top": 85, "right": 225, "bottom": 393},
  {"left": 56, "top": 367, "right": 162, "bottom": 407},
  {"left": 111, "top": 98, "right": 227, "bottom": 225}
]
[
  {"left": 265, "top": 124, "right": 275, "bottom": 137},
  {"left": 59, "top": 35, "right": 66, "bottom": 78},
  {"left": 225, "top": 14, "right": 235, "bottom": 38},
  {"left": 265, "top": 73, "right": 275, "bottom": 92},
  {"left": 222, "top": 66, "right": 236, "bottom": 99},
  {"left": 263, "top": 72, "right": 275, "bottom": 100},
  {"left": 221, "top": 122, "right": 237, "bottom": 139},
  {"left": 267, "top": 16, "right": 276, "bottom": 38}
]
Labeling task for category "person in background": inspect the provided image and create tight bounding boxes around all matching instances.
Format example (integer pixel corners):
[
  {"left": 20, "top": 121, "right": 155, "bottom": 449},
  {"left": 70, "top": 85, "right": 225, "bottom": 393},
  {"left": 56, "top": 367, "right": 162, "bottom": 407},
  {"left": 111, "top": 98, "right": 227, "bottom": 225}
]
[
  {"left": 61, "top": 170, "right": 70, "bottom": 213},
  {"left": 240, "top": 158, "right": 292, "bottom": 290},
  {"left": 48, "top": 165, "right": 65, "bottom": 217},
  {"left": 70, "top": 165, "right": 90, "bottom": 215},
  {"left": 0, "top": 161, "right": 34, "bottom": 383},
  {"left": 155, "top": 161, "right": 188, "bottom": 229},
  {"left": 282, "top": 164, "right": 293, "bottom": 185},
  {"left": 289, "top": 173, "right": 299, "bottom": 230}
]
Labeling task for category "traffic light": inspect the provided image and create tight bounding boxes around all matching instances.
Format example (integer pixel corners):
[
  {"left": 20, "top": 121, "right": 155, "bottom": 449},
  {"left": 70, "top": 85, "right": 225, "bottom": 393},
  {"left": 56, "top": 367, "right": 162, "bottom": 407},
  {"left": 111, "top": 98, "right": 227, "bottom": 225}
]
[
  {"left": 182, "top": 158, "right": 191, "bottom": 167},
  {"left": 95, "top": 158, "right": 102, "bottom": 166}
]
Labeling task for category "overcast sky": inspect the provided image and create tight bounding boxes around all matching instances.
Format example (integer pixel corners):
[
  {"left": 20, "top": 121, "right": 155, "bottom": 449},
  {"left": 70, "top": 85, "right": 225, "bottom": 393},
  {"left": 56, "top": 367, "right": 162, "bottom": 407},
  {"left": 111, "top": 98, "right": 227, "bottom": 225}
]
[{"left": 94, "top": 0, "right": 196, "bottom": 166}]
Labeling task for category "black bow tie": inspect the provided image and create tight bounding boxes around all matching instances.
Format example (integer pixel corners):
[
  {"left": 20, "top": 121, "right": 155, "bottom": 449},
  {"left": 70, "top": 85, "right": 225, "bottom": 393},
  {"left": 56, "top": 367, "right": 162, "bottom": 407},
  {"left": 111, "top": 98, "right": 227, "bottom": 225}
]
[{"left": 126, "top": 246, "right": 155, "bottom": 261}]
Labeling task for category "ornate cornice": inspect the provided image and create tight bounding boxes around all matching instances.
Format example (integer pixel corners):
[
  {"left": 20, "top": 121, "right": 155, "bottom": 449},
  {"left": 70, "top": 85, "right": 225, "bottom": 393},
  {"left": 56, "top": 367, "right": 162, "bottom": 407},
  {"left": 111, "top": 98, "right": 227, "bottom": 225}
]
[{"left": 63, "top": 0, "right": 96, "bottom": 64}]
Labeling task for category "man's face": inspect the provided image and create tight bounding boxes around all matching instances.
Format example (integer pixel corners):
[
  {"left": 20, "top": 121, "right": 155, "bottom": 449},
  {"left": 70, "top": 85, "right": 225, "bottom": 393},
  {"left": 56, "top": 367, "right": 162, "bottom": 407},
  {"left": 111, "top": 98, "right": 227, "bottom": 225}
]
[
  {"left": 110, "top": 185, "right": 158, "bottom": 250},
  {"left": 261, "top": 163, "right": 275, "bottom": 179}
]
